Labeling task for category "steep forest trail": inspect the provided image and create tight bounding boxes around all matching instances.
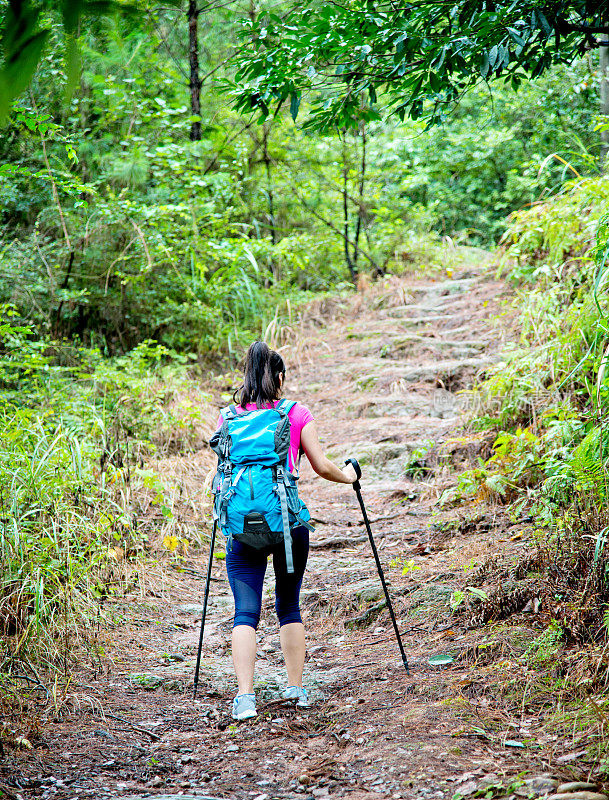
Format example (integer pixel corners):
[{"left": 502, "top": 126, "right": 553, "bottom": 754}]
[{"left": 6, "top": 256, "right": 603, "bottom": 800}]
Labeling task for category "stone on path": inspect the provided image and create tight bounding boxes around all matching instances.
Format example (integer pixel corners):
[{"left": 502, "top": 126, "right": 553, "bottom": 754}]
[
  {"left": 515, "top": 777, "right": 560, "bottom": 796},
  {"left": 546, "top": 793, "right": 608, "bottom": 800},
  {"left": 120, "top": 796, "right": 223, "bottom": 800},
  {"left": 180, "top": 603, "right": 205, "bottom": 614},
  {"left": 557, "top": 786, "right": 601, "bottom": 794}
]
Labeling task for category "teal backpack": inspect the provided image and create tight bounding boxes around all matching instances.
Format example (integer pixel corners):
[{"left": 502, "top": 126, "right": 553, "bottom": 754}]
[{"left": 209, "top": 399, "right": 314, "bottom": 573}]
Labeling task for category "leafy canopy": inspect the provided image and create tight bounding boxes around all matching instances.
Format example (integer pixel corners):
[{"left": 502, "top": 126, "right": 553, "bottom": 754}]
[
  {"left": 232, "top": 0, "right": 609, "bottom": 129},
  {"left": 0, "top": 0, "right": 181, "bottom": 119}
]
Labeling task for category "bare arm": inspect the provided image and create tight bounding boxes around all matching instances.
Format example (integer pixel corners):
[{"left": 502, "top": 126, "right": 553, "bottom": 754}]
[{"left": 300, "top": 422, "right": 357, "bottom": 484}]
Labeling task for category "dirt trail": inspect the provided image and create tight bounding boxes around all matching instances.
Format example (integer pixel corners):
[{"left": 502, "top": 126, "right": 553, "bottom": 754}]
[{"left": 5, "top": 260, "right": 597, "bottom": 800}]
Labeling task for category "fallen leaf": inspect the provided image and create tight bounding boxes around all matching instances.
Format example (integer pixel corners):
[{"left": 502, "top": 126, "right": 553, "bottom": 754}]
[
  {"left": 14, "top": 736, "right": 32, "bottom": 749},
  {"left": 163, "top": 535, "right": 179, "bottom": 553},
  {"left": 428, "top": 654, "right": 454, "bottom": 666}
]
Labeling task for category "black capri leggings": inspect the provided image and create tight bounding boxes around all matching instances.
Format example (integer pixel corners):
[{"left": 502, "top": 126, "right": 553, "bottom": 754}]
[{"left": 225, "top": 525, "right": 309, "bottom": 629}]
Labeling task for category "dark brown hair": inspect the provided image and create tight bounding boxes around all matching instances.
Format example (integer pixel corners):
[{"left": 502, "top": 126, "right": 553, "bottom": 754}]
[{"left": 236, "top": 341, "right": 286, "bottom": 407}]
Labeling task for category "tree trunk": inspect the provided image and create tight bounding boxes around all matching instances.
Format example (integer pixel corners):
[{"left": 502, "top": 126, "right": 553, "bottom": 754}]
[
  {"left": 341, "top": 135, "right": 357, "bottom": 283},
  {"left": 262, "top": 123, "right": 276, "bottom": 246},
  {"left": 188, "top": 1, "right": 201, "bottom": 141},
  {"left": 353, "top": 123, "right": 366, "bottom": 271},
  {"left": 601, "top": 40, "right": 609, "bottom": 170}
]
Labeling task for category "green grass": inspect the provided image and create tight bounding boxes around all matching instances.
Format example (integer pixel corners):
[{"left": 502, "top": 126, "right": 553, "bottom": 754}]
[{"left": 0, "top": 327, "right": 211, "bottom": 682}]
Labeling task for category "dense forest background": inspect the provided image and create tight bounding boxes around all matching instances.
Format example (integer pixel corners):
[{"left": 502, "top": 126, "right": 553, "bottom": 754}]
[{"left": 1, "top": 3, "right": 603, "bottom": 355}]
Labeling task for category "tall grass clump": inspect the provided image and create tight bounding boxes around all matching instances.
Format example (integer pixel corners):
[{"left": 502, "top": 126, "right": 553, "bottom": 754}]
[
  {"left": 1, "top": 417, "right": 117, "bottom": 666},
  {"left": 478, "top": 176, "right": 609, "bottom": 429},
  {"left": 0, "top": 314, "right": 211, "bottom": 693},
  {"left": 456, "top": 176, "right": 609, "bottom": 640}
]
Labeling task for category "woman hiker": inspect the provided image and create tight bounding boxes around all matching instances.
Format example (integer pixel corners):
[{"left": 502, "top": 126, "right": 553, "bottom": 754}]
[{"left": 211, "top": 340, "right": 357, "bottom": 721}]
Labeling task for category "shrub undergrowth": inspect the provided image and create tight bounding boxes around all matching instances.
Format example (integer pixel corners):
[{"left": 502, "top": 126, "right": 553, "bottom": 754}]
[
  {"left": 0, "top": 316, "right": 213, "bottom": 694},
  {"left": 450, "top": 176, "right": 609, "bottom": 646}
]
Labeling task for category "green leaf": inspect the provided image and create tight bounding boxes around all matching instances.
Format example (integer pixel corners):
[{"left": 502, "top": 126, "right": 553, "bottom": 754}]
[
  {"left": 507, "top": 27, "right": 525, "bottom": 47},
  {"left": 431, "top": 45, "right": 447, "bottom": 71},
  {"left": 290, "top": 92, "right": 301, "bottom": 122},
  {"left": 536, "top": 11, "right": 552, "bottom": 37},
  {"left": 488, "top": 44, "right": 499, "bottom": 69},
  {"left": 465, "top": 587, "right": 489, "bottom": 601},
  {"left": 428, "top": 654, "right": 454, "bottom": 666},
  {"left": 429, "top": 71, "right": 442, "bottom": 93},
  {"left": 0, "top": 28, "right": 49, "bottom": 120},
  {"left": 479, "top": 51, "right": 490, "bottom": 79}
]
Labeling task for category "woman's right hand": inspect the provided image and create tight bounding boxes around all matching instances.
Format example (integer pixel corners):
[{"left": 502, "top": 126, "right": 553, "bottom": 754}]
[{"left": 341, "top": 462, "right": 358, "bottom": 484}]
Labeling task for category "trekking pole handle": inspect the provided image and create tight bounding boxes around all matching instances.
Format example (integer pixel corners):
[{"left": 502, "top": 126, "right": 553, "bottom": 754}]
[{"left": 344, "top": 457, "right": 362, "bottom": 488}]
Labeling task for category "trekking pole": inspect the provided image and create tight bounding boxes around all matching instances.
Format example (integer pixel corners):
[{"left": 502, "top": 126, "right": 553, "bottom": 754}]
[
  {"left": 193, "top": 519, "right": 217, "bottom": 699},
  {"left": 345, "top": 458, "right": 409, "bottom": 674}
]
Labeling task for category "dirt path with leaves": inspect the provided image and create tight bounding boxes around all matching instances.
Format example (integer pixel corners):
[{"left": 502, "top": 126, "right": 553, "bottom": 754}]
[{"left": 5, "top": 256, "right": 607, "bottom": 800}]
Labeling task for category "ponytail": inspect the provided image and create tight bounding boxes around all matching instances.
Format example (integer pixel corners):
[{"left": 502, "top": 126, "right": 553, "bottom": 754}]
[{"left": 236, "top": 341, "right": 286, "bottom": 407}]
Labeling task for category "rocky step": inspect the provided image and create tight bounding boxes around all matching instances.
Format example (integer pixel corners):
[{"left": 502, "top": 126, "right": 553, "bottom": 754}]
[
  {"left": 376, "top": 338, "right": 488, "bottom": 361},
  {"left": 389, "top": 334, "right": 487, "bottom": 350},
  {"left": 339, "top": 355, "right": 498, "bottom": 390},
  {"left": 345, "top": 391, "right": 470, "bottom": 420},
  {"left": 346, "top": 393, "right": 433, "bottom": 418},
  {"left": 324, "top": 435, "right": 459, "bottom": 475},
  {"left": 348, "top": 331, "right": 488, "bottom": 350},
  {"left": 407, "top": 277, "right": 480, "bottom": 296},
  {"left": 437, "top": 324, "right": 486, "bottom": 337},
  {"left": 400, "top": 296, "right": 481, "bottom": 313},
  {"left": 316, "top": 414, "right": 454, "bottom": 445},
  {"left": 346, "top": 326, "right": 447, "bottom": 339},
  {"left": 382, "top": 310, "right": 462, "bottom": 322},
  {"left": 335, "top": 353, "right": 496, "bottom": 376}
]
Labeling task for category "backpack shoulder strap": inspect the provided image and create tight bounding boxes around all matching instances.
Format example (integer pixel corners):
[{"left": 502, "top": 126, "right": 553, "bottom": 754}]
[
  {"left": 211, "top": 408, "right": 233, "bottom": 461},
  {"left": 276, "top": 399, "right": 296, "bottom": 415},
  {"left": 222, "top": 404, "right": 240, "bottom": 420},
  {"left": 273, "top": 400, "right": 295, "bottom": 470}
]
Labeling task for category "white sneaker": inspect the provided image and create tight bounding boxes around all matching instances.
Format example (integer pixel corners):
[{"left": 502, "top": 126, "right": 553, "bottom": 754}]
[
  {"left": 283, "top": 685, "right": 310, "bottom": 708},
  {"left": 232, "top": 693, "right": 257, "bottom": 720}
]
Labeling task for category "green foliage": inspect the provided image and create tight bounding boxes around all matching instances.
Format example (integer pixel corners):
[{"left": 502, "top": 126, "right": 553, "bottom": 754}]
[
  {"left": 233, "top": 0, "right": 606, "bottom": 129},
  {"left": 0, "top": 1, "right": 183, "bottom": 119},
  {"left": 396, "top": 60, "right": 600, "bottom": 241},
  {"left": 499, "top": 175, "right": 609, "bottom": 285},
  {"left": 0, "top": 315, "right": 209, "bottom": 669},
  {"left": 403, "top": 440, "right": 434, "bottom": 478},
  {"left": 488, "top": 427, "right": 545, "bottom": 487},
  {"left": 449, "top": 586, "right": 489, "bottom": 611},
  {"left": 2, "top": 10, "right": 602, "bottom": 358},
  {"left": 439, "top": 463, "right": 510, "bottom": 508},
  {"left": 520, "top": 621, "right": 564, "bottom": 667},
  {"left": 474, "top": 175, "right": 609, "bottom": 438},
  {"left": 460, "top": 169, "right": 609, "bottom": 642},
  {"left": 1, "top": 414, "right": 118, "bottom": 660},
  {"left": 1, "top": 0, "right": 608, "bottom": 679},
  {"left": 443, "top": 170, "right": 609, "bottom": 524}
]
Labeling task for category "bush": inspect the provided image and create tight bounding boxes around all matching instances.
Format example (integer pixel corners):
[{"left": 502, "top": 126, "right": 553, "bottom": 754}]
[
  {"left": 0, "top": 317, "right": 212, "bottom": 675},
  {"left": 460, "top": 176, "right": 609, "bottom": 641}
]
